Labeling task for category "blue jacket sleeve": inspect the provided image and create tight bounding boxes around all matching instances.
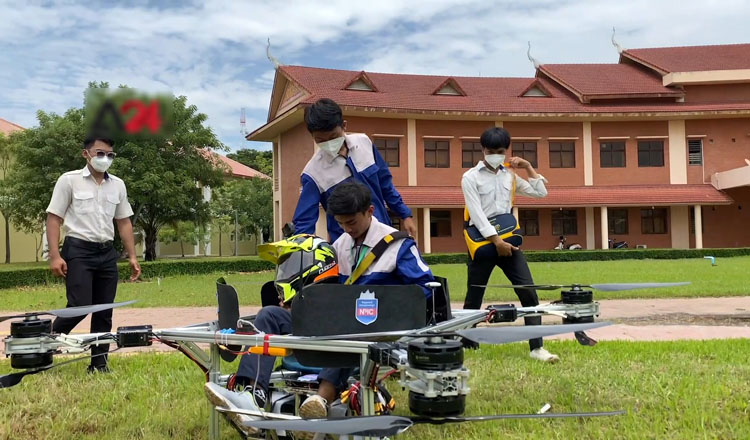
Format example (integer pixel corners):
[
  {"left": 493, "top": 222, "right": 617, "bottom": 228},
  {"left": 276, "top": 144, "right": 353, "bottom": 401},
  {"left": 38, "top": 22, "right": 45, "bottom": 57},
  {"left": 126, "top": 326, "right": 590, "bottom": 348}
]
[
  {"left": 395, "top": 240, "right": 435, "bottom": 298},
  {"left": 292, "top": 174, "right": 321, "bottom": 235},
  {"left": 374, "top": 145, "right": 413, "bottom": 219}
]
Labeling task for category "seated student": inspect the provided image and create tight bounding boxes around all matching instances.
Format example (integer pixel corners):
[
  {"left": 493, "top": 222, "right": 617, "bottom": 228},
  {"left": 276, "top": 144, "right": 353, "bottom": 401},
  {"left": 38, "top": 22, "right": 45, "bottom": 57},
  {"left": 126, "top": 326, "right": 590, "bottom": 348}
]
[
  {"left": 205, "top": 234, "right": 339, "bottom": 436},
  {"left": 297, "top": 181, "right": 434, "bottom": 433}
]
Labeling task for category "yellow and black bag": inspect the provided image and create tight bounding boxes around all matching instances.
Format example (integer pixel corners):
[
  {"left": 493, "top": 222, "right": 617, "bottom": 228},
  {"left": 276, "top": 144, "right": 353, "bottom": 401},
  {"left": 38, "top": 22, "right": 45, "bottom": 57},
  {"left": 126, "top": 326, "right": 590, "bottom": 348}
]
[{"left": 462, "top": 168, "right": 522, "bottom": 259}]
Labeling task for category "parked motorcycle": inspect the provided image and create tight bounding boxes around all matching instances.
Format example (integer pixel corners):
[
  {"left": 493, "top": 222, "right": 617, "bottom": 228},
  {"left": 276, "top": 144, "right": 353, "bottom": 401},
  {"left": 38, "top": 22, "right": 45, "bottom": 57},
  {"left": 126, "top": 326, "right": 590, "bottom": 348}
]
[
  {"left": 608, "top": 237, "right": 628, "bottom": 249},
  {"left": 554, "top": 235, "right": 582, "bottom": 250}
]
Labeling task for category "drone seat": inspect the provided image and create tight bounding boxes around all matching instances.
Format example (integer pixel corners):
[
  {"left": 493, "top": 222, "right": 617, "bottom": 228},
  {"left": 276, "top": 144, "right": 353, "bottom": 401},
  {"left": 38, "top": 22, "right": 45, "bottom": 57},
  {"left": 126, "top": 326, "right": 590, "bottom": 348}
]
[
  {"left": 280, "top": 354, "right": 323, "bottom": 375},
  {"left": 291, "top": 284, "right": 426, "bottom": 367}
]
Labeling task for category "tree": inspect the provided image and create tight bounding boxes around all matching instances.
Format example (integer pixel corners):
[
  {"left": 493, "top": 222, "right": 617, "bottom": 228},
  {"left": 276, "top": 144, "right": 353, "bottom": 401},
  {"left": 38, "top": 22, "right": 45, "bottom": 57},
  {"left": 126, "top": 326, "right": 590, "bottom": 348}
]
[
  {"left": 210, "top": 178, "right": 274, "bottom": 255},
  {"left": 227, "top": 148, "right": 272, "bottom": 176},
  {"left": 0, "top": 132, "right": 19, "bottom": 263},
  {"left": 209, "top": 185, "right": 235, "bottom": 257},
  {"left": 8, "top": 83, "right": 228, "bottom": 261},
  {"left": 158, "top": 220, "right": 201, "bottom": 257}
]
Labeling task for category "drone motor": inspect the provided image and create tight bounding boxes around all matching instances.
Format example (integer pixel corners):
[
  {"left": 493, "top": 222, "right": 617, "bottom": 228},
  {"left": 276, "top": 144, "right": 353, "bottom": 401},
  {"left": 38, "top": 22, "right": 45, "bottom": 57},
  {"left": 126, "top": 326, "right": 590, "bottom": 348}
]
[
  {"left": 560, "top": 287, "right": 595, "bottom": 324},
  {"left": 8, "top": 317, "right": 55, "bottom": 369}
]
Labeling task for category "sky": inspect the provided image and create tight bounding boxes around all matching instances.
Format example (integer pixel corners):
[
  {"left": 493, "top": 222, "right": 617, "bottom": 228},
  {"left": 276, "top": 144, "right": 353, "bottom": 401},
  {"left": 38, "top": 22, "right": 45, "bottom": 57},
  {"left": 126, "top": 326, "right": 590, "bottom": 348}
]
[{"left": 1, "top": 0, "right": 748, "bottom": 152}]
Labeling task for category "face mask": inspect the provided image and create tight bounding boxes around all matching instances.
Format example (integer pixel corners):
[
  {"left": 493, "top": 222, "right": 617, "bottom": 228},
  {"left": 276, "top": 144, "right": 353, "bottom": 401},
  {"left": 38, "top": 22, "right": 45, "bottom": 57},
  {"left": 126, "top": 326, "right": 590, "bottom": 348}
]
[
  {"left": 316, "top": 136, "right": 345, "bottom": 157},
  {"left": 484, "top": 154, "right": 505, "bottom": 169},
  {"left": 87, "top": 151, "right": 113, "bottom": 173}
]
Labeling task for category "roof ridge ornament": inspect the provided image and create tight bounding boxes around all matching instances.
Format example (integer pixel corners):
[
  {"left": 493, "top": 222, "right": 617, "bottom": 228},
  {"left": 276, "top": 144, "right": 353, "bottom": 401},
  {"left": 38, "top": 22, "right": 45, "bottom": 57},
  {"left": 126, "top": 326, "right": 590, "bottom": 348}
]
[
  {"left": 611, "top": 27, "right": 624, "bottom": 54},
  {"left": 527, "top": 41, "right": 541, "bottom": 69},
  {"left": 266, "top": 38, "right": 283, "bottom": 69}
]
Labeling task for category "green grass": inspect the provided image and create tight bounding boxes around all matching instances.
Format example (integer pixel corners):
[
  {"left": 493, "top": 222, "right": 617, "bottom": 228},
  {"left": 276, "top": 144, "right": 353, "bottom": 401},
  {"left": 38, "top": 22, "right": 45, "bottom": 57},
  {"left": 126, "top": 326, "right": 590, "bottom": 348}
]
[
  {"left": 1, "top": 256, "right": 749, "bottom": 311},
  {"left": 1, "top": 340, "right": 748, "bottom": 439}
]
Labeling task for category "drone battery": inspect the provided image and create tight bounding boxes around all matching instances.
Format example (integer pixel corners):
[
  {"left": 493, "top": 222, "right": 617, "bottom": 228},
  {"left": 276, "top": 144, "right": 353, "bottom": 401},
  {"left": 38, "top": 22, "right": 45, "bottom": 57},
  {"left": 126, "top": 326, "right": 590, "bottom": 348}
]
[
  {"left": 487, "top": 304, "right": 517, "bottom": 322},
  {"left": 116, "top": 325, "right": 153, "bottom": 348}
]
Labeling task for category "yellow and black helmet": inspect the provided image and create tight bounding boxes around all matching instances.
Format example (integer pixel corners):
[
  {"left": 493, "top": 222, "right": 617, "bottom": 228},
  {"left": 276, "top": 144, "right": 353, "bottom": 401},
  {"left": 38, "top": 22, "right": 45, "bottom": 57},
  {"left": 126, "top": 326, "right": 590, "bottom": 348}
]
[{"left": 257, "top": 234, "right": 338, "bottom": 304}]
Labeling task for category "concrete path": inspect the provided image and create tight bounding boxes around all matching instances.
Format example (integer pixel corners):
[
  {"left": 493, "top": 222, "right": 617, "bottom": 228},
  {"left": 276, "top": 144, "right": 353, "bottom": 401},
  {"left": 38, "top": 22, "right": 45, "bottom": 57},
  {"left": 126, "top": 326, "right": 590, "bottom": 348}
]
[{"left": 2, "top": 297, "right": 750, "bottom": 355}]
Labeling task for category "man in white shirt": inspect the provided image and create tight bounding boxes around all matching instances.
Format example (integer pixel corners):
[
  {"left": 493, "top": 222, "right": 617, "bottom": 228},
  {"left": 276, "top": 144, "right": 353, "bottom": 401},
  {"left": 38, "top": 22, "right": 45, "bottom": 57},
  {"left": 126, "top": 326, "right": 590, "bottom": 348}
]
[
  {"left": 46, "top": 136, "right": 141, "bottom": 373},
  {"left": 461, "top": 127, "right": 559, "bottom": 363}
]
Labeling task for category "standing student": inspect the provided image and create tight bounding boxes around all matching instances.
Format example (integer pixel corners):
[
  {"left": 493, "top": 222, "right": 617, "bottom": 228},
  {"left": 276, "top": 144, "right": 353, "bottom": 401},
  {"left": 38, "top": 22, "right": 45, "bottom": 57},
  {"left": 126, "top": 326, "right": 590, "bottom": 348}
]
[
  {"left": 292, "top": 98, "right": 416, "bottom": 243},
  {"left": 46, "top": 136, "right": 141, "bottom": 372},
  {"left": 461, "top": 127, "right": 559, "bottom": 363}
]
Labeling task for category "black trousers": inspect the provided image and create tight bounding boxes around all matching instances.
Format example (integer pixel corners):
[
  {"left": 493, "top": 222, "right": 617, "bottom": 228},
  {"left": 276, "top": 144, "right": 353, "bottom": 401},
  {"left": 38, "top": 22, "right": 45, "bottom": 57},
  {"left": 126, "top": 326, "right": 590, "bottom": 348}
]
[
  {"left": 463, "top": 245, "right": 542, "bottom": 351},
  {"left": 52, "top": 237, "right": 119, "bottom": 367}
]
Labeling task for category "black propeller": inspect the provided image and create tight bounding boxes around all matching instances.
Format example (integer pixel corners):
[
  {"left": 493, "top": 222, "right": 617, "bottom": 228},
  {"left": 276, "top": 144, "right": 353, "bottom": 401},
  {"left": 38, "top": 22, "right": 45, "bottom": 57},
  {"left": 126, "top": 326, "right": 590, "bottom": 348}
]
[
  {"left": 0, "top": 300, "right": 137, "bottom": 323},
  {"left": 474, "top": 282, "right": 690, "bottom": 291},
  {"left": 298, "top": 321, "right": 609, "bottom": 345},
  {"left": 217, "top": 409, "right": 626, "bottom": 436},
  {"left": 0, "top": 351, "right": 111, "bottom": 389}
]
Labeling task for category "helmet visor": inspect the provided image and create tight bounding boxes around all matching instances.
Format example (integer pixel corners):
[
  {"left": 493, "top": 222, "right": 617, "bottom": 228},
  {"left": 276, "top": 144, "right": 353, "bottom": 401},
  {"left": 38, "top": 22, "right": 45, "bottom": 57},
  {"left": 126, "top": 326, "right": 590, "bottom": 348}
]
[{"left": 276, "top": 250, "right": 314, "bottom": 282}]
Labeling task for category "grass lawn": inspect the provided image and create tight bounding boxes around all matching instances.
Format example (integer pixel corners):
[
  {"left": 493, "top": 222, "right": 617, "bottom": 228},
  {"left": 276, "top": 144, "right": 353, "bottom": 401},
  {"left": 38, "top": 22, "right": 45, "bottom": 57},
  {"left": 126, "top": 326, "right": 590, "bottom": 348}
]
[
  {"left": 1, "top": 256, "right": 749, "bottom": 311},
  {"left": 1, "top": 340, "right": 748, "bottom": 439}
]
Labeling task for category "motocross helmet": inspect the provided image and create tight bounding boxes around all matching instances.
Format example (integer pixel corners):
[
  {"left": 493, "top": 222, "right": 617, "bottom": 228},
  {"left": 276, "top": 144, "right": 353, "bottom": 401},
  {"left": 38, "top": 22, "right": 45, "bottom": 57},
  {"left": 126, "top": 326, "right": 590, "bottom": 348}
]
[{"left": 257, "top": 234, "right": 338, "bottom": 304}]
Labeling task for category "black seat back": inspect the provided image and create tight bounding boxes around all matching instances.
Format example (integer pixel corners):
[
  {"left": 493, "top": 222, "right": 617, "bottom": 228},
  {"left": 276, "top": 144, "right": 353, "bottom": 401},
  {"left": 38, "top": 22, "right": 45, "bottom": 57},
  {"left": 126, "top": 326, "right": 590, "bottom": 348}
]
[
  {"left": 216, "top": 278, "right": 241, "bottom": 362},
  {"left": 431, "top": 276, "right": 453, "bottom": 323},
  {"left": 291, "top": 284, "right": 426, "bottom": 367}
]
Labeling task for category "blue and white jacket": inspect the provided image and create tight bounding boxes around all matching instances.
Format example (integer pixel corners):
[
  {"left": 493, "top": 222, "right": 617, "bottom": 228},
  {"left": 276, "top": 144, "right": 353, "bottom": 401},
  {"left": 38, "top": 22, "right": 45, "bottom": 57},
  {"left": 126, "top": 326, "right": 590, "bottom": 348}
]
[
  {"left": 293, "top": 133, "right": 413, "bottom": 243},
  {"left": 332, "top": 217, "right": 434, "bottom": 298}
]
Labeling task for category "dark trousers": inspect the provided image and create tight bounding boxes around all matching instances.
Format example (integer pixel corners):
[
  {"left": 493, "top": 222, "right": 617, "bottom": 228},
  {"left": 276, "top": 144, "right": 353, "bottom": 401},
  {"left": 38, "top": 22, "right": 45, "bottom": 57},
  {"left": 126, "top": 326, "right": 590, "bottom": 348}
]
[
  {"left": 463, "top": 246, "right": 542, "bottom": 351},
  {"left": 52, "top": 237, "right": 119, "bottom": 367},
  {"left": 236, "top": 306, "right": 293, "bottom": 391}
]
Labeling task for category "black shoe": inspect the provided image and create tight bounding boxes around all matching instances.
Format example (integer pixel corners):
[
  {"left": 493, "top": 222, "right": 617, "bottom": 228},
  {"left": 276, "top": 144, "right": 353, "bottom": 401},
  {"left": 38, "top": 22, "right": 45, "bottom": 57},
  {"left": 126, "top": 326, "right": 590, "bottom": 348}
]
[{"left": 87, "top": 364, "right": 110, "bottom": 374}]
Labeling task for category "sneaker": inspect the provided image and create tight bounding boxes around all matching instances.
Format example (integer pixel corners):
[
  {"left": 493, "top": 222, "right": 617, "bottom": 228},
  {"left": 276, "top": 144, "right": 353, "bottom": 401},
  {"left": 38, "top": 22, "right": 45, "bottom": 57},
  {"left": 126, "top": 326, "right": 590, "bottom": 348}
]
[
  {"left": 530, "top": 347, "right": 560, "bottom": 363},
  {"left": 204, "top": 382, "right": 262, "bottom": 435},
  {"left": 294, "top": 395, "right": 328, "bottom": 440}
]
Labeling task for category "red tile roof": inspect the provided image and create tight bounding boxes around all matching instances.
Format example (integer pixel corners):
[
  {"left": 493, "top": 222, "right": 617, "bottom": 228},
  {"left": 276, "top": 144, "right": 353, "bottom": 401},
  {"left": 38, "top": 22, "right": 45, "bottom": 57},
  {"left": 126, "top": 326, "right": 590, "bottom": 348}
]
[
  {"left": 276, "top": 65, "right": 750, "bottom": 117},
  {"left": 396, "top": 185, "right": 733, "bottom": 207},
  {"left": 623, "top": 43, "right": 750, "bottom": 73},
  {"left": 538, "top": 64, "right": 682, "bottom": 100},
  {"left": 0, "top": 118, "right": 24, "bottom": 135},
  {"left": 214, "top": 154, "right": 271, "bottom": 180}
]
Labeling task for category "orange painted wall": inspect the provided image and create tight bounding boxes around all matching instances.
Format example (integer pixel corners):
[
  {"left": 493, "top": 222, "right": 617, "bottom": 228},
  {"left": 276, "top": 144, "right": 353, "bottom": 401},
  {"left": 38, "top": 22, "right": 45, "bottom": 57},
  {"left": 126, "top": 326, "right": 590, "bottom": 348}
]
[
  {"left": 346, "top": 116, "right": 409, "bottom": 186},
  {"left": 702, "top": 187, "right": 750, "bottom": 248},
  {"left": 685, "top": 119, "right": 750, "bottom": 182},
  {"left": 415, "top": 120, "right": 496, "bottom": 186},
  {"left": 428, "top": 209, "right": 466, "bottom": 253},
  {"left": 684, "top": 84, "right": 750, "bottom": 103},
  {"left": 279, "top": 123, "right": 314, "bottom": 227},
  {"left": 503, "top": 122, "right": 586, "bottom": 186},
  {"left": 591, "top": 121, "right": 670, "bottom": 185}
]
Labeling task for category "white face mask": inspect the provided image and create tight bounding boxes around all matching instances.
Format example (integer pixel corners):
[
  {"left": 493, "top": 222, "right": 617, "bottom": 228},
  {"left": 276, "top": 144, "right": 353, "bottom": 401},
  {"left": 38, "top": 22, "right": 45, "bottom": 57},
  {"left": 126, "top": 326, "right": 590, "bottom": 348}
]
[
  {"left": 316, "top": 136, "right": 346, "bottom": 157},
  {"left": 484, "top": 154, "right": 505, "bottom": 169},
  {"left": 87, "top": 151, "right": 114, "bottom": 173}
]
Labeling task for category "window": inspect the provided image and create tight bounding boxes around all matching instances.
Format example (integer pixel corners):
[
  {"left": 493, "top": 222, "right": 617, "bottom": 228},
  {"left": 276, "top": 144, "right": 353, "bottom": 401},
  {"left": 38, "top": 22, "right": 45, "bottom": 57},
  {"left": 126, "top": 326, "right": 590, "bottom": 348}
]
[
  {"left": 688, "top": 139, "right": 703, "bottom": 165},
  {"left": 638, "top": 141, "right": 664, "bottom": 167},
  {"left": 549, "top": 142, "right": 576, "bottom": 168},
  {"left": 641, "top": 208, "right": 668, "bottom": 234},
  {"left": 424, "top": 140, "right": 450, "bottom": 168},
  {"left": 430, "top": 210, "right": 452, "bottom": 237},
  {"left": 519, "top": 210, "right": 539, "bottom": 236},
  {"left": 462, "top": 141, "right": 483, "bottom": 168},
  {"left": 552, "top": 209, "right": 578, "bottom": 235},
  {"left": 389, "top": 212, "right": 402, "bottom": 231},
  {"left": 374, "top": 138, "right": 400, "bottom": 167},
  {"left": 511, "top": 142, "right": 538, "bottom": 168},
  {"left": 600, "top": 142, "right": 626, "bottom": 167},
  {"left": 608, "top": 209, "right": 628, "bottom": 235},
  {"left": 688, "top": 207, "right": 704, "bottom": 235}
]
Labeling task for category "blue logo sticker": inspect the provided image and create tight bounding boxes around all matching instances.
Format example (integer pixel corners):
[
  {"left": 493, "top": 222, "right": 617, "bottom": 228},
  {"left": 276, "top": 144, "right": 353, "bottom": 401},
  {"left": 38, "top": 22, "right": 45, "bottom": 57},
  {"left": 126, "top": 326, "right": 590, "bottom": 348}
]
[{"left": 355, "top": 290, "right": 378, "bottom": 325}]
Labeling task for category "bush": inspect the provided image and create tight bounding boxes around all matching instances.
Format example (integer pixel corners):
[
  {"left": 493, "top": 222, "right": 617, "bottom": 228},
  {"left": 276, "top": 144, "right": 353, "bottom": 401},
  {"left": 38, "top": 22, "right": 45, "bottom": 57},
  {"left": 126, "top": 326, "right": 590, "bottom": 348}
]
[{"left": 0, "top": 257, "right": 274, "bottom": 290}]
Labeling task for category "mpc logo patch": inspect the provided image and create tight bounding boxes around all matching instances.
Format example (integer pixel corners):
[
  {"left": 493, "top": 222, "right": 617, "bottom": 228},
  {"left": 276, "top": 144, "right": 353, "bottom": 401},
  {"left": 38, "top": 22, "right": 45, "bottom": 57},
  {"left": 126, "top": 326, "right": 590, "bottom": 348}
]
[{"left": 355, "top": 290, "right": 378, "bottom": 325}]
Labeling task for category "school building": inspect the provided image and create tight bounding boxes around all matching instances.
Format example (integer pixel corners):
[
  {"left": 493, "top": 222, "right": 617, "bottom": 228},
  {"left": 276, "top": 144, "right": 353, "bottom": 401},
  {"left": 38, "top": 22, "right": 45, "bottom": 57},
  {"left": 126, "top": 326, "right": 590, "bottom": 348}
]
[{"left": 250, "top": 42, "right": 750, "bottom": 253}]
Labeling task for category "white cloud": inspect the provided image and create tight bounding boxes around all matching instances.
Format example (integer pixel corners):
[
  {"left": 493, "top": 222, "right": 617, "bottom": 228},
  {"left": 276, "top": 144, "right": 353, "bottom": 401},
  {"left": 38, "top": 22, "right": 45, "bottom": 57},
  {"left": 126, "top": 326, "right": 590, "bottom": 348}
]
[{"left": 0, "top": 0, "right": 748, "bottom": 149}]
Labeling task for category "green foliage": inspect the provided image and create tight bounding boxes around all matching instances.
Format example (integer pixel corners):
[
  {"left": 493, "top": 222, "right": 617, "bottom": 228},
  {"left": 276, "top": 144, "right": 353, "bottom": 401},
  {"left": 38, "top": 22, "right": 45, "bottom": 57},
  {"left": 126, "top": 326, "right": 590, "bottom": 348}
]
[
  {"left": 210, "top": 178, "right": 274, "bottom": 255},
  {"left": 227, "top": 148, "right": 272, "bottom": 176},
  {"left": 158, "top": 221, "right": 203, "bottom": 257}
]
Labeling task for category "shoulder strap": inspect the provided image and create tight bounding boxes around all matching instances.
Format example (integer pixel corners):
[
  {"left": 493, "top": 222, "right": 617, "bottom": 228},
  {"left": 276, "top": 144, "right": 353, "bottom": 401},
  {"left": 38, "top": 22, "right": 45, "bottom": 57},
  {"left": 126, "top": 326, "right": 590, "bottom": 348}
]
[{"left": 345, "top": 231, "right": 411, "bottom": 285}]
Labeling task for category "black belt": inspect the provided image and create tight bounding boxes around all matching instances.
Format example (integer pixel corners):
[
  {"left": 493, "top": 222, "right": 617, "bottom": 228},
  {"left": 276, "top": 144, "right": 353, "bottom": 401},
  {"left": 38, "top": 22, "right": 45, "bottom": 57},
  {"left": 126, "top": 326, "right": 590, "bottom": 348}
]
[{"left": 65, "top": 236, "right": 114, "bottom": 250}]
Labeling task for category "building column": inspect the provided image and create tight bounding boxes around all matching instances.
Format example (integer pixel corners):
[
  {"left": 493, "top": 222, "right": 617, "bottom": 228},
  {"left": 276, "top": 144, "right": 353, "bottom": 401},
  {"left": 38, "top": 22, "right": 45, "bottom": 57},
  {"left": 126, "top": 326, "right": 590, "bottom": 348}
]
[
  {"left": 407, "top": 119, "right": 417, "bottom": 186},
  {"left": 585, "top": 207, "right": 595, "bottom": 249},
  {"left": 694, "top": 205, "right": 703, "bottom": 249},
  {"left": 273, "top": 136, "right": 283, "bottom": 241},
  {"left": 512, "top": 206, "right": 518, "bottom": 220},
  {"left": 600, "top": 206, "right": 609, "bottom": 249},
  {"left": 671, "top": 205, "right": 690, "bottom": 249},
  {"left": 422, "top": 207, "right": 431, "bottom": 254},
  {"left": 583, "top": 122, "right": 593, "bottom": 186},
  {"left": 668, "top": 120, "right": 687, "bottom": 184}
]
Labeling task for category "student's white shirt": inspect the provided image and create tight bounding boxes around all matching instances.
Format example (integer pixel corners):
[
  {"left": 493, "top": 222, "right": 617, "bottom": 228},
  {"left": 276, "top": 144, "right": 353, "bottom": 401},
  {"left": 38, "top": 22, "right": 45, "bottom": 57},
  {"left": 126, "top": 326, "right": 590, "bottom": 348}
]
[
  {"left": 46, "top": 166, "right": 133, "bottom": 243},
  {"left": 461, "top": 161, "right": 547, "bottom": 239}
]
